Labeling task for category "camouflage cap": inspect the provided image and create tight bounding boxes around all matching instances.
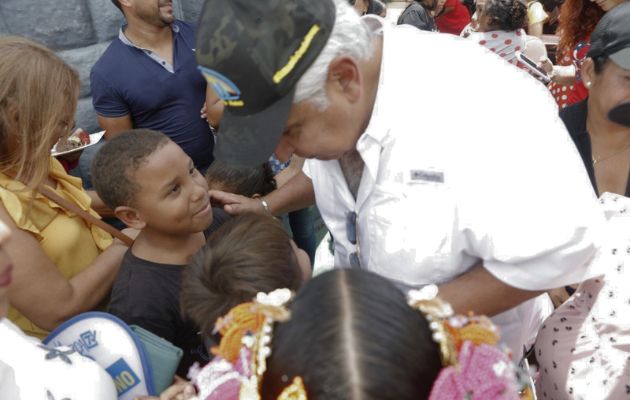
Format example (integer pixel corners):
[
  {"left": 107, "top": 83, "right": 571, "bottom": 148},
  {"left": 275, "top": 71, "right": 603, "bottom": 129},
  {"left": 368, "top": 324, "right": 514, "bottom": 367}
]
[{"left": 196, "top": 0, "right": 336, "bottom": 167}]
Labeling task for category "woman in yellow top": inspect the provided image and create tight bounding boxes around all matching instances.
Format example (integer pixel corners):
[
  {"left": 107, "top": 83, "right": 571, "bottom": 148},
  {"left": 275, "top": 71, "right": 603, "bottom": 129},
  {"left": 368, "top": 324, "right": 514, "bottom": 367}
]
[{"left": 0, "top": 37, "right": 129, "bottom": 339}]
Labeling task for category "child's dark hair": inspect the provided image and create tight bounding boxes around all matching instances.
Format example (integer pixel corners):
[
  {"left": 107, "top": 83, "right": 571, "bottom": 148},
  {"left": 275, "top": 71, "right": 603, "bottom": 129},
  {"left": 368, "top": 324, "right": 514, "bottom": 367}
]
[
  {"left": 261, "top": 269, "right": 442, "bottom": 400},
  {"left": 205, "top": 160, "right": 276, "bottom": 197},
  {"left": 486, "top": 0, "right": 527, "bottom": 31},
  {"left": 181, "top": 213, "right": 303, "bottom": 335},
  {"left": 91, "top": 129, "right": 170, "bottom": 210}
]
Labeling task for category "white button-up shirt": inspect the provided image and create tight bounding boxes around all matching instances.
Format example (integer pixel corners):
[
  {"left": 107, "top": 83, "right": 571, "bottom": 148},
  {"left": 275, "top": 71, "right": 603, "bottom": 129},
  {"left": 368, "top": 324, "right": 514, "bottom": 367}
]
[{"left": 304, "top": 23, "right": 604, "bottom": 355}]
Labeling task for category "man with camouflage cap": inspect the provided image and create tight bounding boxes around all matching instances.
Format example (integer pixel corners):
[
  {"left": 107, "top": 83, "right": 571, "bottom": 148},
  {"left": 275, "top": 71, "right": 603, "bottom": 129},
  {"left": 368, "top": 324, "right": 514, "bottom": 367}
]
[{"left": 197, "top": 0, "right": 604, "bottom": 356}]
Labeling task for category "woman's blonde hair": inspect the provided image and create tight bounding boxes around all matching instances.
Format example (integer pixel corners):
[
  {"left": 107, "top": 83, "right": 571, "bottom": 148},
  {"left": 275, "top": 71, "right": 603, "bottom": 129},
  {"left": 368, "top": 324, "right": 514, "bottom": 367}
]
[{"left": 0, "top": 36, "right": 80, "bottom": 189}]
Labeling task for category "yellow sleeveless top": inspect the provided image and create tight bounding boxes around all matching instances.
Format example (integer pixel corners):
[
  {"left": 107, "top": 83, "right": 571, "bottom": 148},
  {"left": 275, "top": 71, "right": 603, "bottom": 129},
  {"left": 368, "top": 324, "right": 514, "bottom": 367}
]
[{"left": 0, "top": 157, "right": 112, "bottom": 339}]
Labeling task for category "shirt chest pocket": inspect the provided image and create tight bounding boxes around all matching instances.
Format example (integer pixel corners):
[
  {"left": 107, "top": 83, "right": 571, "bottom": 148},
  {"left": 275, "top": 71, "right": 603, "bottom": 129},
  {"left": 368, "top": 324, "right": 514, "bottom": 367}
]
[{"left": 365, "top": 181, "right": 457, "bottom": 285}]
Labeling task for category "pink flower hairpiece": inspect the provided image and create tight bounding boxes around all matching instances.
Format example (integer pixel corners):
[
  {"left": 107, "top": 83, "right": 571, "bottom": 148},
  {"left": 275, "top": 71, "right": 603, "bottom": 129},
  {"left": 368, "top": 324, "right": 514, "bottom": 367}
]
[
  {"left": 429, "top": 341, "right": 519, "bottom": 400},
  {"left": 409, "top": 285, "right": 521, "bottom": 400}
]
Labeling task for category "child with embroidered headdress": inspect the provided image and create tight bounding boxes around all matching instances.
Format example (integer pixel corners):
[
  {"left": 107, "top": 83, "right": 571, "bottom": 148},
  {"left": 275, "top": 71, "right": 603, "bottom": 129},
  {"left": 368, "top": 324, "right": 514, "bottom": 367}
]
[{"left": 189, "top": 269, "right": 528, "bottom": 400}]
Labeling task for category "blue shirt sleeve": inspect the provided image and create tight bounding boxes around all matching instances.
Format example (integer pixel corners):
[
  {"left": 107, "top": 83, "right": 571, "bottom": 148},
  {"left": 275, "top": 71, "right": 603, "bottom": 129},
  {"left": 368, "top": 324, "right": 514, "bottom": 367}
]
[{"left": 90, "top": 69, "right": 130, "bottom": 118}]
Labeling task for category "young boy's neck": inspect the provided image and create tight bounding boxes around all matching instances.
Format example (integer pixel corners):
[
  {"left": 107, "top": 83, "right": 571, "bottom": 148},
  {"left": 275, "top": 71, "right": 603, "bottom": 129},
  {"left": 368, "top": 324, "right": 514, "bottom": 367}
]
[{"left": 131, "top": 229, "right": 205, "bottom": 265}]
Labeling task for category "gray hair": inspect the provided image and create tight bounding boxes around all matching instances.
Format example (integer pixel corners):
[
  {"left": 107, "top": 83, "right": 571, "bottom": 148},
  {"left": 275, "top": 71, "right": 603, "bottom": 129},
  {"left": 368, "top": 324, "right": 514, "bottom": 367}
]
[{"left": 294, "top": 0, "right": 375, "bottom": 109}]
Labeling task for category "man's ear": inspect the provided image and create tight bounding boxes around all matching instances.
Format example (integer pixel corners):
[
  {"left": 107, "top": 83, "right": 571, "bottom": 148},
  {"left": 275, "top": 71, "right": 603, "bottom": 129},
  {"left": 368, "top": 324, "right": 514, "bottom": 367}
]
[
  {"left": 119, "top": 0, "right": 132, "bottom": 9},
  {"left": 114, "top": 206, "right": 146, "bottom": 230},
  {"left": 327, "top": 56, "right": 363, "bottom": 104},
  {"left": 582, "top": 58, "right": 595, "bottom": 90}
]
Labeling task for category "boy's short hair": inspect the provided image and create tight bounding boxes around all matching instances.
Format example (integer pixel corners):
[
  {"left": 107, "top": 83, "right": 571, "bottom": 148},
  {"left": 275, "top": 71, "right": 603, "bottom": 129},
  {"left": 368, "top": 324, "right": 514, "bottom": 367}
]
[
  {"left": 91, "top": 129, "right": 171, "bottom": 210},
  {"left": 205, "top": 160, "right": 276, "bottom": 197},
  {"left": 181, "top": 213, "right": 303, "bottom": 335}
]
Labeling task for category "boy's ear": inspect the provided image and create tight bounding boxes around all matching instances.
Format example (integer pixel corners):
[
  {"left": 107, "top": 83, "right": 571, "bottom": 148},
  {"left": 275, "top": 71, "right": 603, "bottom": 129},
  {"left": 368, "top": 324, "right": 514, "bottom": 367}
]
[{"left": 114, "top": 206, "right": 146, "bottom": 230}]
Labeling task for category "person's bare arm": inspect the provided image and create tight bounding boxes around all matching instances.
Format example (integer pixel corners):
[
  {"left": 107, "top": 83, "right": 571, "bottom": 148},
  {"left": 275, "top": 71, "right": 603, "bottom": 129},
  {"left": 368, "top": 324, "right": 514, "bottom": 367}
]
[
  {"left": 528, "top": 21, "right": 544, "bottom": 37},
  {"left": 204, "top": 85, "right": 224, "bottom": 130},
  {"left": 438, "top": 263, "right": 543, "bottom": 317},
  {"left": 98, "top": 114, "right": 133, "bottom": 140},
  {"left": 86, "top": 190, "right": 115, "bottom": 218},
  {"left": 274, "top": 156, "right": 305, "bottom": 188},
  {"left": 539, "top": 58, "right": 577, "bottom": 86},
  {"left": 210, "top": 170, "right": 315, "bottom": 216},
  {"left": 1, "top": 203, "right": 128, "bottom": 331}
]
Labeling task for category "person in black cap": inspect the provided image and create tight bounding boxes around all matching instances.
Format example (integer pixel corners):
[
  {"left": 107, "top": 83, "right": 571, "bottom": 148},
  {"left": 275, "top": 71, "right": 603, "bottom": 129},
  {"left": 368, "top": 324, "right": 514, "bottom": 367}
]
[
  {"left": 197, "top": 0, "right": 604, "bottom": 357},
  {"left": 559, "top": 1, "right": 630, "bottom": 197}
]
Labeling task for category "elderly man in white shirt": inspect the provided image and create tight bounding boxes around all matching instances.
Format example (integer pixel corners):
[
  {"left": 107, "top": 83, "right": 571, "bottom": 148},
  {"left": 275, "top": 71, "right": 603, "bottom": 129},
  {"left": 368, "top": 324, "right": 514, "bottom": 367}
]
[{"left": 195, "top": 0, "right": 603, "bottom": 356}]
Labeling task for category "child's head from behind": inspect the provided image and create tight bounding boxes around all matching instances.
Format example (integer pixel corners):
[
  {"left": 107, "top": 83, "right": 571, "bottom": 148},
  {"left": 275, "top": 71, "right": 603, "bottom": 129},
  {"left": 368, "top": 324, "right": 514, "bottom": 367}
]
[
  {"left": 181, "top": 213, "right": 310, "bottom": 335},
  {"left": 260, "top": 269, "right": 442, "bottom": 400},
  {"left": 91, "top": 129, "right": 212, "bottom": 235},
  {"left": 205, "top": 160, "right": 276, "bottom": 197}
]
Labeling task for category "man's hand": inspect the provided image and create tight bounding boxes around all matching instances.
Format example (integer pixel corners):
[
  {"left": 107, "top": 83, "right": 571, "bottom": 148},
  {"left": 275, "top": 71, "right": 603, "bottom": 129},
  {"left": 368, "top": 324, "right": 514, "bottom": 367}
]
[{"left": 209, "top": 190, "right": 268, "bottom": 215}]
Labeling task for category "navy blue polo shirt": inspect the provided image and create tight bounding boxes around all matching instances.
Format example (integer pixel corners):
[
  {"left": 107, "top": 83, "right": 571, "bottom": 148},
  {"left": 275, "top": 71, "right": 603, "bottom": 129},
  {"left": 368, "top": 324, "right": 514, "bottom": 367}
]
[{"left": 90, "top": 20, "right": 214, "bottom": 170}]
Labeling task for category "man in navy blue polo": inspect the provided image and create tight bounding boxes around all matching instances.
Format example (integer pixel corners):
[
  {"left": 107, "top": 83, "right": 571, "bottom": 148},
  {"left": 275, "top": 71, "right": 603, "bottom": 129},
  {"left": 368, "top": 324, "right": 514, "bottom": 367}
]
[{"left": 90, "top": 0, "right": 214, "bottom": 172}]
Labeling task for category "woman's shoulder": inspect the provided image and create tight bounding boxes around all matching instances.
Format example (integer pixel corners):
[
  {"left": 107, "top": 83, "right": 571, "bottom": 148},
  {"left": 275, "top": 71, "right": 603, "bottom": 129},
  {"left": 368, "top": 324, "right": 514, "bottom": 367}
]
[{"left": 0, "top": 174, "right": 48, "bottom": 238}]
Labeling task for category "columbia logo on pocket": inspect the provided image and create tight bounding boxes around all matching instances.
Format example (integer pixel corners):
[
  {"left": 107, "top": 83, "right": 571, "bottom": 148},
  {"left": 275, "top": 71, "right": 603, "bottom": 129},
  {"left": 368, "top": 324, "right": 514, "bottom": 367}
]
[{"left": 410, "top": 169, "right": 444, "bottom": 184}]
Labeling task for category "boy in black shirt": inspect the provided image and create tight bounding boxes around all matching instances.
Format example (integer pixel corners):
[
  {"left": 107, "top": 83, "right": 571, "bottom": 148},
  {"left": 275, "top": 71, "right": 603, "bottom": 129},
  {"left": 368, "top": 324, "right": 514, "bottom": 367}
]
[{"left": 91, "top": 129, "right": 223, "bottom": 376}]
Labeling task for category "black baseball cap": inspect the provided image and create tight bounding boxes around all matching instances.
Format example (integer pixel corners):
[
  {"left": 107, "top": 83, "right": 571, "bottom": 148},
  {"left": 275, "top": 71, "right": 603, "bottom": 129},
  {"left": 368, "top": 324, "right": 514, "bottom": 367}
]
[
  {"left": 587, "top": 2, "right": 630, "bottom": 70},
  {"left": 196, "top": 0, "right": 336, "bottom": 166}
]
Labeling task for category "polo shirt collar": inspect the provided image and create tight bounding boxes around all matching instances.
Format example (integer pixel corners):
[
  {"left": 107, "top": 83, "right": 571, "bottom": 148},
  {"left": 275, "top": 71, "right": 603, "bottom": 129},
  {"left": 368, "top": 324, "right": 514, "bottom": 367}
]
[{"left": 118, "top": 22, "right": 180, "bottom": 48}]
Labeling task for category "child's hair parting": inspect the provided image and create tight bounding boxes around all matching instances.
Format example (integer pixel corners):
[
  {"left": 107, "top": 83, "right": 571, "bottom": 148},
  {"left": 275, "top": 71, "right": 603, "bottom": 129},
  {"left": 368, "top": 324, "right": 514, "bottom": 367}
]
[{"left": 261, "top": 269, "right": 442, "bottom": 400}]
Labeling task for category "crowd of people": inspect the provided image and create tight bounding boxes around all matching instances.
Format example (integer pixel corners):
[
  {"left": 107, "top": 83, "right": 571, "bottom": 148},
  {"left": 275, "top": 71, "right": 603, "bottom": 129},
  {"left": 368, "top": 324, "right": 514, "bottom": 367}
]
[{"left": 0, "top": 0, "right": 629, "bottom": 399}]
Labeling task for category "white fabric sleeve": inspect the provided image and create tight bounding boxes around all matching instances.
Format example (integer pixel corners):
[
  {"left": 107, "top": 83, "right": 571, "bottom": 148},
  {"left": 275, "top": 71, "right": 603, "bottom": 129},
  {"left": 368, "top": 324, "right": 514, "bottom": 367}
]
[
  {"left": 456, "top": 74, "right": 605, "bottom": 291},
  {"left": 302, "top": 158, "right": 314, "bottom": 179}
]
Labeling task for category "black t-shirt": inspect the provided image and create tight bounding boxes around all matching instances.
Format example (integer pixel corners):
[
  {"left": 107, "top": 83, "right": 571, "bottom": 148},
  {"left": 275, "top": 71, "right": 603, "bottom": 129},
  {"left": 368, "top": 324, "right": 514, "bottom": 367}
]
[
  {"left": 108, "top": 251, "right": 206, "bottom": 377},
  {"left": 560, "top": 100, "right": 630, "bottom": 197},
  {"left": 397, "top": 2, "right": 436, "bottom": 32},
  {"left": 108, "top": 208, "right": 230, "bottom": 376}
]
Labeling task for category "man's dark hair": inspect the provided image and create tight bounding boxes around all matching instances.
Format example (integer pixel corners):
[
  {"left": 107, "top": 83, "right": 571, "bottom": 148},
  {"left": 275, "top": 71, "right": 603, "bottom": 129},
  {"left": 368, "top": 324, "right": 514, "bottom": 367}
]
[
  {"left": 261, "top": 269, "right": 442, "bottom": 400},
  {"left": 181, "top": 214, "right": 303, "bottom": 335},
  {"left": 485, "top": 0, "right": 527, "bottom": 31},
  {"left": 205, "top": 160, "right": 276, "bottom": 197},
  {"left": 91, "top": 129, "right": 171, "bottom": 210}
]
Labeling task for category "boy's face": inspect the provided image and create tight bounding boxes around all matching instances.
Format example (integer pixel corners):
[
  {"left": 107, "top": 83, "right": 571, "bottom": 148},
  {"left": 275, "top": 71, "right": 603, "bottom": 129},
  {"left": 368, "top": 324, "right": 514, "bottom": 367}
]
[{"left": 131, "top": 142, "right": 213, "bottom": 235}]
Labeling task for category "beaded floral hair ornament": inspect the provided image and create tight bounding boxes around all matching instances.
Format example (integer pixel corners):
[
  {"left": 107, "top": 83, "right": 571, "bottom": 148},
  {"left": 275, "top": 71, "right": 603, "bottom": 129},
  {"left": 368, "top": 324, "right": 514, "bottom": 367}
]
[
  {"left": 407, "top": 285, "right": 526, "bottom": 400},
  {"left": 188, "top": 288, "right": 306, "bottom": 400},
  {"left": 190, "top": 286, "right": 529, "bottom": 400}
]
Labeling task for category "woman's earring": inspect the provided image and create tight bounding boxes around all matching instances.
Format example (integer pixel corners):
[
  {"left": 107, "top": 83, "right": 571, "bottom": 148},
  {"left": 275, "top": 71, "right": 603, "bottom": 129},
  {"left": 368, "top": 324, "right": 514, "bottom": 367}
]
[{"left": 585, "top": 81, "right": 591, "bottom": 88}]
